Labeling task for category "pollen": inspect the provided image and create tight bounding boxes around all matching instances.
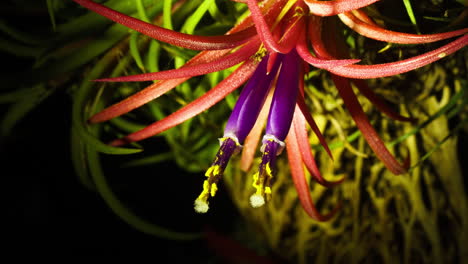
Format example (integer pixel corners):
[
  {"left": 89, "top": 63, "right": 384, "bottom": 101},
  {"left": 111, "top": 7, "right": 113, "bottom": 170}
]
[
  {"left": 250, "top": 161, "right": 274, "bottom": 208},
  {"left": 250, "top": 194, "right": 265, "bottom": 208},
  {"left": 205, "top": 165, "right": 221, "bottom": 178},
  {"left": 253, "top": 47, "right": 268, "bottom": 62},
  {"left": 194, "top": 199, "right": 209, "bottom": 213}
]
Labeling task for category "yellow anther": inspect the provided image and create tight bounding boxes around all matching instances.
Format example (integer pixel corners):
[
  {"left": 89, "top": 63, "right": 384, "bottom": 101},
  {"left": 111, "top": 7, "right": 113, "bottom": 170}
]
[
  {"left": 250, "top": 162, "right": 274, "bottom": 208},
  {"left": 266, "top": 162, "right": 273, "bottom": 176},
  {"left": 210, "top": 183, "right": 218, "bottom": 196},
  {"left": 205, "top": 165, "right": 221, "bottom": 177}
]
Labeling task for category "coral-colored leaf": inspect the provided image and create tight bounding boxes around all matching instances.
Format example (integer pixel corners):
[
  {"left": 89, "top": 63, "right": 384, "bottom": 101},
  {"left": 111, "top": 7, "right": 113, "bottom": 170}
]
[
  {"left": 110, "top": 59, "right": 259, "bottom": 146},
  {"left": 305, "top": 0, "right": 380, "bottom": 16},
  {"left": 309, "top": 16, "right": 468, "bottom": 79},
  {"left": 246, "top": 0, "right": 294, "bottom": 53},
  {"left": 89, "top": 49, "right": 231, "bottom": 123},
  {"left": 332, "top": 75, "right": 408, "bottom": 175},
  {"left": 292, "top": 107, "right": 344, "bottom": 187},
  {"left": 351, "top": 79, "right": 415, "bottom": 122},
  {"left": 350, "top": 9, "right": 378, "bottom": 25},
  {"left": 96, "top": 38, "right": 261, "bottom": 82},
  {"left": 328, "top": 34, "right": 468, "bottom": 79},
  {"left": 338, "top": 12, "right": 468, "bottom": 44},
  {"left": 296, "top": 94, "right": 333, "bottom": 159},
  {"left": 296, "top": 25, "right": 360, "bottom": 68},
  {"left": 73, "top": 0, "right": 256, "bottom": 50},
  {"left": 286, "top": 126, "right": 339, "bottom": 221}
]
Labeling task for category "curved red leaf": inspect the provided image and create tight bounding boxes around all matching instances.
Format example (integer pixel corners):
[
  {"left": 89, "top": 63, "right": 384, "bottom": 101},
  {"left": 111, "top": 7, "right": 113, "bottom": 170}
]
[
  {"left": 305, "top": 0, "right": 380, "bottom": 16},
  {"left": 286, "top": 126, "right": 340, "bottom": 221},
  {"left": 73, "top": 0, "right": 256, "bottom": 50},
  {"left": 293, "top": 108, "right": 344, "bottom": 187},
  {"left": 96, "top": 38, "right": 261, "bottom": 82},
  {"left": 89, "top": 49, "right": 231, "bottom": 123},
  {"left": 110, "top": 59, "right": 259, "bottom": 146},
  {"left": 338, "top": 12, "right": 468, "bottom": 44},
  {"left": 351, "top": 79, "right": 416, "bottom": 122},
  {"left": 332, "top": 75, "right": 408, "bottom": 175}
]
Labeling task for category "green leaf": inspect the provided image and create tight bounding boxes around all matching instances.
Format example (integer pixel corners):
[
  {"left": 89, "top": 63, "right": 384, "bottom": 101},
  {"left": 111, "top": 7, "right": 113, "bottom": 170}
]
[
  {"left": 71, "top": 126, "right": 95, "bottom": 190},
  {"left": 86, "top": 148, "right": 201, "bottom": 240},
  {"left": 0, "top": 84, "right": 55, "bottom": 136},
  {"left": 129, "top": 31, "right": 146, "bottom": 71},
  {"left": 59, "top": 0, "right": 163, "bottom": 38},
  {"left": 121, "top": 152, "right": 174, "bottom": 167},
  {"left": 136, "top": 0, "right": 151, "bottom": 23},
  {"left": 0, "top": 37, "right": 44, "bottom": 58},
  {"left": 181, "top": 0, "right": 214, "bottom": 34},
  {"left": 46, "top": 0, "right": 57, "bottom": 31},
  {"left": 146, "top": 40, "right": 161, "bottom": 72},
  {"left": 0, "top": 19, "right": 49, "bottom": 45},
  {"left": 33, "top": 23, "right": 128, "bottom": 78},
  {"left": 74, "top": 125, "right": 143, "bottom": 155},
  {"left": 163, "top": 0, "right": 174, "bottom": 30},
  {"left": 402, "top": 0, "right": 420, "bottom": 33}
]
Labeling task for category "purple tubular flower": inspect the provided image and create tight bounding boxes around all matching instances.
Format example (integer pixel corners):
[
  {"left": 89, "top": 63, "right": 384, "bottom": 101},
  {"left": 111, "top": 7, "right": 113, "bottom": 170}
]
[
  {"left": 195, "top": 54, "right": 282, "bottom": 213},
  {"left": 250, "top": 49, "right": 302, "bottom": 207},
  {"left": 265, "top": 49, "right": 301, "bottom": 142},
  {"left": 224, "top": 54, "right": 283, "bottom": 143}
]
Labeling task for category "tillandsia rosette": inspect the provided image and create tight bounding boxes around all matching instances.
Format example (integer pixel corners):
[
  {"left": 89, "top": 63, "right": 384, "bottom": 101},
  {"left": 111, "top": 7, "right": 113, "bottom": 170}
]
[
  {"left": 0, "top": 0, "right": 467, "bottom": 263},
  {"left": 71, "top": 0, "right": 467, "bottom": 220}
]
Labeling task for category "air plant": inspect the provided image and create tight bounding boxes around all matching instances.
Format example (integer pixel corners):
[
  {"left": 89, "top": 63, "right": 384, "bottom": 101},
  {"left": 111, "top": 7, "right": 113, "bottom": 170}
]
[{"left": 72, "top": 0, "right": 467, "bottom": 220}]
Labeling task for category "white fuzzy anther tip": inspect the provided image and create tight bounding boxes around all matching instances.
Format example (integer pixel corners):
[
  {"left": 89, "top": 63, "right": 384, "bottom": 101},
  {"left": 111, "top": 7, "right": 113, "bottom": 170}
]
[
  {"left": 194, "top": 200, "right": 209, "bottom": 213},
  {"left": 250, "top": 194, "right": 265, "bottom": 208}
]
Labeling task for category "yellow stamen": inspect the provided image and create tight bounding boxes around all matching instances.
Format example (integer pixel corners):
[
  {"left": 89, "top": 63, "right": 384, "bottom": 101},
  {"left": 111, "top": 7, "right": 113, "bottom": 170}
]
[
  {"left": 195, "top": 136, "right": 242, "bottom": 213},
  {"left": 273, "top": 0, "right": 300, "bottom": 28},
  {"left": 194, "top": 165, "right": 222, "bottom": 213},
  {"left": 253, "top": 46, "right": 268, "bottom": 62}
]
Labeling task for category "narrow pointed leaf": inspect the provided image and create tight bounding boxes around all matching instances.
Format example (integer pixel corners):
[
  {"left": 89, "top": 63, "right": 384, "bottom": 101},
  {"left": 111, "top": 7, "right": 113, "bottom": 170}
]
[
  {"left": 293, "top": 108, "right": 344, "bottom": 187},
  {"left": 73, "top": 0, "right": 256, "bottom": 50},
  {"left": 296, "top": 29, "right": 360, "bottom": 68},
  {"left": 305, "top": 0, "right": 380, "bottom": 16},
  {"left": 89, "top": 49, "right": 231, "bottom": 123},
  {"left": 338, "top": 12, "right": 468, "bottom": 44},
  {"left": 96, "top": 38, "right": 261, "bottom": 82},
  {"left": 328, "top": 35, "right": 468, "bottom": 79},
  {"left": 352, "top": 79, "right": 415, "bottom": 122},
  {"left": 246, "top": 0, "right": 294, "bottom": 53},
  {"left": 286, "top": 127, "right": 339, "bottom": 221},
  {"left": 86, "top": 148, "right": 201, "bottom": 240},
  {"left": 110, "top": 59, "right": 259, "bottom": 145},
  {"left": 332, "top": 75, "right": 408, "bottom": 174},
  {"left": 296, "top": 94, "right": 333, "bottom": 159}
]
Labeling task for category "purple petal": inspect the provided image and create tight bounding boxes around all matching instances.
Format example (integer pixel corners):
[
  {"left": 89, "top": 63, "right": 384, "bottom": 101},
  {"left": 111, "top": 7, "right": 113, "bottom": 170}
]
[
  {"left": 265, "top": 49, "right": 301, "bottom": 141},
  {"left": 224, "top": 54, "right": 283, "bottom": 143}
]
